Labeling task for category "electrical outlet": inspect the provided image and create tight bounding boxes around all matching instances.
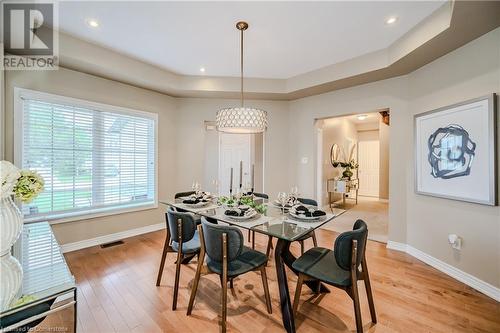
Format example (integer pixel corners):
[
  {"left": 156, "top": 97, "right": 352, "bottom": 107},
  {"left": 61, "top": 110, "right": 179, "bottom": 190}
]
[{"left": 448, "top": 234, "right": 462, "bottom": 250}]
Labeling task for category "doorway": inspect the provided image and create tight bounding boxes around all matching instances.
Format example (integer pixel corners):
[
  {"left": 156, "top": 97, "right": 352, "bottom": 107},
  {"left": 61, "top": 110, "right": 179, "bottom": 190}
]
[
  {"left": 218, "top": 133, "right": 264, "bottom": 196},
  {"left": 315, "top": 111, "right": 389, "bottom": 243}
]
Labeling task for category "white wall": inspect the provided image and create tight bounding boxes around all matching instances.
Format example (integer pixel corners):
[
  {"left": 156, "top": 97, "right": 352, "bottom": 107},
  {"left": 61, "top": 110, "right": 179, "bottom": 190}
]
[
  {"left": 320, "top": 117, "right": 358, "bottom": 205},
  {"left": 289, "top": 28, "right": 500, "bottom": 287}
]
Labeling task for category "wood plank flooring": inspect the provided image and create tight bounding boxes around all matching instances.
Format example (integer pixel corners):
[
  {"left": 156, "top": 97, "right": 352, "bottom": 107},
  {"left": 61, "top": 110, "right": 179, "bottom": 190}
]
[{"left": 37, "top": 228, "right": 499, "bottom": 333}]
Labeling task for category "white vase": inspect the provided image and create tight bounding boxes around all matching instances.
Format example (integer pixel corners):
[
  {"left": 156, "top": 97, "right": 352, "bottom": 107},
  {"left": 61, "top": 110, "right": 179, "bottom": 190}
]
[
  {"left": 0, "top": 196, "right": 23, "bottom": 256},
  {"left": 0, "top": 253, "right": 23, "bottom": 311}
]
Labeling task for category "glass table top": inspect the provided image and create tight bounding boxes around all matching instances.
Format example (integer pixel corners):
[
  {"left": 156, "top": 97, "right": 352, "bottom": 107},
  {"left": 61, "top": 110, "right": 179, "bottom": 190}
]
[
  {"left": 1, "top": 222, "right": 76, "bottom": 316},
  {"left": 160, "top": 198, "right": 345, "bottom": 242}
]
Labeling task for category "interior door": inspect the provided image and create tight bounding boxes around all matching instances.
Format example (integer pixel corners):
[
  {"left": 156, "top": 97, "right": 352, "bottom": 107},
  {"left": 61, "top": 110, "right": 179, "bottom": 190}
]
[
  {"left": 218, "top": 133, "right": 252, "bottom": 196},
  {"left": 358, "top": 140, "right": 380, "bottom": 197}
]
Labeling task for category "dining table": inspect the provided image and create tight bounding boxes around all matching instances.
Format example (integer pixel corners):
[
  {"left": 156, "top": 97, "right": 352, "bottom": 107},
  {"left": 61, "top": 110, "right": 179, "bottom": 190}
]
[{"left": 160, "top": 196, "right": 345, "bottom": 333}]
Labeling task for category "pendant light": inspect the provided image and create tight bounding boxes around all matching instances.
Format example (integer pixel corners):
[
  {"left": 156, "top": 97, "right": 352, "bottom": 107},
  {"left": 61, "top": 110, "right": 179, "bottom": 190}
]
[{"left": 216, "top": 21, "right": 268, "bottom": 133}]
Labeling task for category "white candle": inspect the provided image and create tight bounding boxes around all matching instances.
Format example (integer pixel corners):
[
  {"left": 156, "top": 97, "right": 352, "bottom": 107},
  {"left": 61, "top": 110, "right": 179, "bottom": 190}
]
[
  {"left": 239, "top": 161, "right": 243, "bottom": 188},
  {"left": 230, "top": 167, "right": 233, "bottom": 194},
  {"left": 251, "top": 164, "right": 255, "bottom": 190}
]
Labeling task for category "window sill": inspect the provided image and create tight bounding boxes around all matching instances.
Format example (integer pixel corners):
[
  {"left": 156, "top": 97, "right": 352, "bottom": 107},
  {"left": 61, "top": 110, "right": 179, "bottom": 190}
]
[{"left": 24, "top": 202, "right": 159, "bottom": 225}]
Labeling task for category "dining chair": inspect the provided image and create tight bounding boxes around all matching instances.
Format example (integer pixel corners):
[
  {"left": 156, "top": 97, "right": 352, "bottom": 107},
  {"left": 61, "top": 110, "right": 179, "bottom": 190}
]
[
  {"left": 187, "top": 218, "right": 272, "bottom": 333},
  {"left": 295, "top": 198, "right": 319, "bottom": 254},
  {"left": 292, "top": 219, "right": 376, "bottom": 333},
  {"left": 174, "top": 191, "right": 202, "bottom": 224},
  {"left": 248, "top": 192, "right": 269, "bottom": 249},
  {"left": 156, "top": 208, "right": 201, "bottom": 311}
]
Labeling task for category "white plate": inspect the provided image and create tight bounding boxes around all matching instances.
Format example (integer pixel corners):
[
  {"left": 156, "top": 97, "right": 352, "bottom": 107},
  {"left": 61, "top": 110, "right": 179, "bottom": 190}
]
[
  {"left": 225, "top": 210, "right": 259, "bottom": 220},
  {"left": 289, "top": 211, "right": 320, "bottom": 221}
]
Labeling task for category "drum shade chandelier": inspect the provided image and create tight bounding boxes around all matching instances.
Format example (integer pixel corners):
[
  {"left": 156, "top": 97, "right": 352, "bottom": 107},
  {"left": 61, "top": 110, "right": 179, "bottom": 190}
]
[{"left": 216, "top": 21, "right": 268, "bottom": 133}]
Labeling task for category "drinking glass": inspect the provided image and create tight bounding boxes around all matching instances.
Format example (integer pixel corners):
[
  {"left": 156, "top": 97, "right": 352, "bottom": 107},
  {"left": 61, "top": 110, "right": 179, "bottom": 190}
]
[
  {"left": 212, "top": 179, "right": 219, "bottom": 197},
  {"left": 277, "top": 192, "right": 288, "bottom": 219}
]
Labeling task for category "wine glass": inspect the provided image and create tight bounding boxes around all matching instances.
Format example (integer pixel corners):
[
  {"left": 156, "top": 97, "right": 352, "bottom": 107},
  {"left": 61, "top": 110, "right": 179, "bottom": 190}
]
[
  {"left": 212, "top": 179, "right": 219, "bottom": 197},
  {"left": 290, "top": 186, "right": 299, "bottom": 204},
  {"left": 277, "top": 192, "right": 288, "bottom": 219}
]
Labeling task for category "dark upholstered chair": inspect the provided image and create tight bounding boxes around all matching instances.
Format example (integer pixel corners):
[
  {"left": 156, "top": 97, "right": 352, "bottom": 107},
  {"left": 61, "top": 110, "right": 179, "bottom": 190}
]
[
  {"left": 295, "top": 198, "right": 319, "bottom": 254},
  {"left": 156, "top": 208, "right": 201, "bottom": 310},
  {"left": 173, "top": 191, "right": 202, "bottom": 224},
  {"left": 187, "top": 219, "right": 272, "bottom": 333},
  {"left": 292, "top": 220, "right": 376, "bottom": 333}
]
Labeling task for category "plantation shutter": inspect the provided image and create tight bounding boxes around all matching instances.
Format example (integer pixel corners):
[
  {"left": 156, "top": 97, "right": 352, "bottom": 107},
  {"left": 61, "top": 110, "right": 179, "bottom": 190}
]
[{"left": 20, "top": 94, "right": 156, "bottom": 222}]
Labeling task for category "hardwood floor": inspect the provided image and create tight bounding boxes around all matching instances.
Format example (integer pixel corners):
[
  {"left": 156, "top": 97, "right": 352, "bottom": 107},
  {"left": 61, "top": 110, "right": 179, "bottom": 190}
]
[{"left": 38, "top": 228, "right": 499, "bottom": 333}]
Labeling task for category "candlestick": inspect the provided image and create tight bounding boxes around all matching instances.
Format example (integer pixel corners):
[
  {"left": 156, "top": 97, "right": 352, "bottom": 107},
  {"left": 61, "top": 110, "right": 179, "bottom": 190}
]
[
  {"left": 251, "top": 164, "right": 255, "bottom": 193},
  {"left": 230, "top": 167, "right": 233, "bottom": 196},
  {"left": 239, "top": 160, "right": 243, "bottom": 189}
]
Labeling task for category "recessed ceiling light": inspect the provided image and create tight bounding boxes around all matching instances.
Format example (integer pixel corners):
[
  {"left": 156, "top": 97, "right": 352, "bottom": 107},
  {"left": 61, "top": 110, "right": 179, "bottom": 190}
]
[
  {"left": 86, "top": 19, "right": 99, "bottom": 28},
  {"left": 199, "top": 67, "right": 206, "bottom": 73},
  {"left": 357, "top": 114, "right": 368, "bottom": 121},
  {"left": 386, "top": 16, "right": 398, "bottom": 25}
]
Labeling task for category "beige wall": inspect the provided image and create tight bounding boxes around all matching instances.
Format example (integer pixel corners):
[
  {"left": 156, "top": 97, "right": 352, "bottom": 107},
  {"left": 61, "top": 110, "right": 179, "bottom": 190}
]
[
  {"left": 289, "top": 28, "right": 500, "bottom": 287},
  {"left": 4, "top": 68, "right": 178, "bottom": 244}
]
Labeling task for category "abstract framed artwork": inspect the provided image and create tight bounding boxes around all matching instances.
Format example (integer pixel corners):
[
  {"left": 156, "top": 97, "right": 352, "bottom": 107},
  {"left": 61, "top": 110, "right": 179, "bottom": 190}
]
[{"left": 414, "top": 94, "right": 497, "bottom": 206}]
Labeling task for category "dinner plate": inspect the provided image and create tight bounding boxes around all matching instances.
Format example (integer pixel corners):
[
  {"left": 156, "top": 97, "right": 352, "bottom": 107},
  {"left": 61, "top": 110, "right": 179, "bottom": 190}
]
[
  {"left": 288, "top": 210, "right": 320, "bottom": 221},
  {"left": 225, "top": 210, "right": 259, "bottom": 220}
]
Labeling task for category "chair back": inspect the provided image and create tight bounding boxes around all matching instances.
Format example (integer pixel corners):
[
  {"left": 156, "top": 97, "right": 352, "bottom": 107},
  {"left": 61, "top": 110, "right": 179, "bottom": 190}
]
[
  {"left": 297, "top": 197, "right": 318, "bottom": 207},
  {"left": 175, "top": 191, "right": 195, "bottom": 199},
  {"left": 334, "top": 219, "right": 368, "bottom": 271},
  {"left": 201, "top": 218, "right": 243, "bottom": 263},
  {"left": 253, "top": 192, "right": 269, "bottom": 200},
  {"left": 166, "top": 208, "right": 197, "bottom": 243}
]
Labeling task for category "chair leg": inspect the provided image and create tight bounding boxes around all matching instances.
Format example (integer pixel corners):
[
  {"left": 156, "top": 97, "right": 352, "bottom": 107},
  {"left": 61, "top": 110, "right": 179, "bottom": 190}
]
[
  {"left": 311, "top": 231, "right": 318, "bottom": 247},
  {"left": 266, "top": 236, "right": 273, "bottom": 258},
  {"left": 259, "top": 266, "right": 272, "bottom": 314},
  {"left": 300, "top": 240, "right": 304, "bottom": 255},
  {"left": 172, "top": 250, "right": 182, "bottom": 310},
  {"left": 229, "top": 278, "right": 234, "bottom": 289},
  {"left": 293, "top": 273, "right": 304, "bottom": 316},
  {"left": 187, "top": 254, "right": 203, "bottom": 315},
  {"left": 362, "top": 259, "right": 377, "bottom": 323},
  {"left": 156, "top": 236, "right": 169, "bottom": 286},
  {"left": 221, "top": 234, "right": 228, "bottom": 333},
  {"left": 351, "top": 281, "right": 363, "bottom": 333},
  {"left": 172, "top": 219, "right": 183, "bottom": 311},
  {"left": 188, "top": 225, "right": 205, "bottom": 315}
]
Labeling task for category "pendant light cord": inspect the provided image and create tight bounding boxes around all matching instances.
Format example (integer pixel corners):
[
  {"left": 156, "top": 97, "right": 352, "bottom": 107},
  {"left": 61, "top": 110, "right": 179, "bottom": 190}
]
[{"left": 240, "top": 27, "right": 244, "bottom": 107}]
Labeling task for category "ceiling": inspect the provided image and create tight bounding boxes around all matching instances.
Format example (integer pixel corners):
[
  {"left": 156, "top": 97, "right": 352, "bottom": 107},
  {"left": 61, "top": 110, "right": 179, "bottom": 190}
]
[{"left": 58, "top": 1, "right": 445, "bottom": 79}]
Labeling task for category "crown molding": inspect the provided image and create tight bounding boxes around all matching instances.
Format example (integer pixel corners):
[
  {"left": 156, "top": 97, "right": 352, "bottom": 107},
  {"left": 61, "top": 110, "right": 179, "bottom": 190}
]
[{"left": 51, "top": 1, "right": 500, "bottom": 100}]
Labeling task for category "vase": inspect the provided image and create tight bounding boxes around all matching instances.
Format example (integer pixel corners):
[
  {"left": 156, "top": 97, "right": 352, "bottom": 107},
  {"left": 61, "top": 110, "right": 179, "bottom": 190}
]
[
  {"left": 0, "top": 196, "right": 23, "bottom": 256},
  {"left": 0, "top": 196, "right": 24, "bottom": 310},
  {"left": 342, "top": 169, "right": 353, "bottom": 180},
  {"left": 0, "top": 253, "right": 23, "bottom": 311}
]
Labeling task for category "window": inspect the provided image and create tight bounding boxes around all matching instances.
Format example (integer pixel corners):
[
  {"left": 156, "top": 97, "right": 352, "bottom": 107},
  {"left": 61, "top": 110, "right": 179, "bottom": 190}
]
[{"left": 15, "top": 88, "right": 157, "bottom": 223}]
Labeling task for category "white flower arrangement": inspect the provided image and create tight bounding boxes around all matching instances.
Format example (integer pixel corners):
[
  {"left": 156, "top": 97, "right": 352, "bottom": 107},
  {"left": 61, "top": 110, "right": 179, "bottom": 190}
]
[{"left": 0, "top": 161, "right": 44, "bottom": 203}]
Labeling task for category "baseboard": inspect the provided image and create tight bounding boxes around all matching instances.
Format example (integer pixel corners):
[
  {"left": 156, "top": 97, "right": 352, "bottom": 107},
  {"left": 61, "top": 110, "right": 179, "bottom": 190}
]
[
  {"left": 386, "top": 241, "right": 500, "bottom": 302},
  {"left": 60, "top": 223, "right": 165, "bottom": 253},
  {"left": 386, "top": 240, "right": 407, "bottom": 252}
]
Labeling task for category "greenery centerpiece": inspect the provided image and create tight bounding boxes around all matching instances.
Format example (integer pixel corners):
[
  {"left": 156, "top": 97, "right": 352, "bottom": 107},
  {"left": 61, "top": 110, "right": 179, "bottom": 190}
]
[{"left": 218, "top": 195, "right": 267, "bottom": 214}]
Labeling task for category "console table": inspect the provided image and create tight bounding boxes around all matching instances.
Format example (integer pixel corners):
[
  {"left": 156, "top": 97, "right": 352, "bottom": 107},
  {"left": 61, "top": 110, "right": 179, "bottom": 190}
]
[
  {"left": 327, "top": 178, "right": 359, "bottom": 209},
  {"left": 0, "top": 222, "right": 76, "bottom": 332}
]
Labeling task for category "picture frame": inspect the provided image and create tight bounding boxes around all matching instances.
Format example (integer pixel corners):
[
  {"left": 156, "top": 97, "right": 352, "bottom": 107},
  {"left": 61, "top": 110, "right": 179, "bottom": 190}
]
[{"left": 414, "top": 94, "right": 497, "bottom": 206}]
